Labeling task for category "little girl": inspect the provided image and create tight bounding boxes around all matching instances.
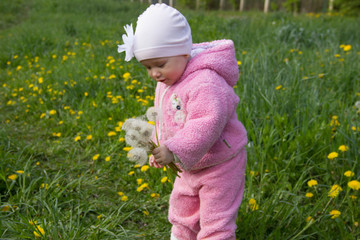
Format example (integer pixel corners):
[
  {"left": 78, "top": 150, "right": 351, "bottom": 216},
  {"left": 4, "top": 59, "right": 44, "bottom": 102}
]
[{"left": 118, "top": 4, "right": 247, "bottom": 240}]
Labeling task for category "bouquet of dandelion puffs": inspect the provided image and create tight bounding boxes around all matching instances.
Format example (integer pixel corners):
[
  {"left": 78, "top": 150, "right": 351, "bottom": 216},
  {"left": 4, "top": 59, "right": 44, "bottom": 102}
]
[{"left": 122, "top": 107, "right": 182, "bottom": 177}]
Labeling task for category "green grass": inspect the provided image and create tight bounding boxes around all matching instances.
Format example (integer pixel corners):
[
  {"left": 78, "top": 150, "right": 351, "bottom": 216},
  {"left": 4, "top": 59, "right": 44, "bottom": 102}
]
[{"left": 1, "top": 0, "right": 360, "bottom": 239}]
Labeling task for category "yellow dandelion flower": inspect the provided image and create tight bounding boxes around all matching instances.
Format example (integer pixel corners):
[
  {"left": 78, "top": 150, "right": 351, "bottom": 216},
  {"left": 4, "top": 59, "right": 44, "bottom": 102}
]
[
  {"left": 343, "top": 45, "right": 351, "bottom": 51},
  {"left": 348, "top": 180, "right": 360, "bottom": 190},
  {"left": 123, "top": 147, "right": 132, "bottom": 152},
  {"left": 137, "top": 183, "right": 149, "bottom": 192},
  {"left": 329, "top": 209, "right": 341, "bottom": 219},
  {"left": 328, "top": 184, "right": 342, "bottom": 198},
  {"left": 307, "top": 179, "right": 318, "bottom": 187},
  {"left": 123, "top": 72, "right": 131, "bottom": 80},
  {"left": 338, "top": 145, "right": 349, "bottom": 152},
  {"left": 105, "top": 156, "right": 111, "bottom": 162},
  {"left": 137, "top": 179, "right": 143, "bottom": 185},
  {"left": 29, "top": 219, "right": 38, "bottom": 225},
  {"left": 33, "top": 225, "right": 45, "bottom": 237},
  {"left": 350, "top": 195, "right": 357, "bottom": 200},
  {"left": 128, "top": 171, "right": 135, "bottom": 176},
  {"left": 97, "top": 214, "right": 102, "bottom": 220},
  {"left": 40, "top": 113, "right": 46, "bottom": 119},
  {"left": 318, "top": 73, "right": 325, "bottom": 78},
  {"left": 275, "top": 85, "right": 282, "bottom": 90},
  {"left": 305, "top": 192, "right": 314, "bottom": 198},
  {"left": 237, "top": 60, "right": 242, "bottom": 66},
  {"left": 117, "top": 191, "right": 124, "bottom": 196},
  {"left": 306, "top": 216, "right": 314, "bottom": 223},
  {"left": 121, "top": 195, "right": 128, "bottom": 201},
  {"left": 344, "top": 171, "right": 354, "bottom": 177},
  {"left": 92, "top": 154, "right": 100, "bottom": 161},
  {"left": 108, "top": 131, "right": 116, "bottom": 137},
  {"left": 74, "top": 136, "right": 81, "bottom": 142},
  {"left": 249, "top": 198, "right": 256, "bottom": 205},
  {"left": 327, "top": 152, "right": 338, "bottom": 160},
  {"left": 161, "top": 177, "right": 168, "bottom": 183},
  {"left": 283, "top": 58, "right": 289, "bottom": 63},
  {"left": 151, "top": 193, "right": 160, "bottom": 198},
  {"left": 8, "top": 174, "right": 18, "bottom": 180},
  {"left": 86, "top": 135, "right": 92, "bottom": 140},
  {"left": 143, "top": 210, "right": 149, "bottom": 216},
  {"left": 16, "top": 170, "right": 24, "bottom": 174},
  {"left": 49, "top": 110, "right": 56, "bottom": 115},
  {"left": 119, "top": 137, "right": 125, "bottom": 142},
  {"left": 141, "top": 165, "right": 149, "bottom": 172},
  {"left": 248, "top": 198, "right": 259, "bottom": 211}
]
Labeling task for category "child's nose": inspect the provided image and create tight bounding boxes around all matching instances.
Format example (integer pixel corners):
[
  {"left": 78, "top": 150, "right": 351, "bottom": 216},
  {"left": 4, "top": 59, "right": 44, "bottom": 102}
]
[{"left": 151, "top": 69, "right": 161, "bottom": 78}]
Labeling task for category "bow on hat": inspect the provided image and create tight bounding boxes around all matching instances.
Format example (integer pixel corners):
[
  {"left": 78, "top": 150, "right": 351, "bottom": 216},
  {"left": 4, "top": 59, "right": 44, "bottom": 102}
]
[{"left": 117, "top": 24, "right": 135, "bottom": 62}]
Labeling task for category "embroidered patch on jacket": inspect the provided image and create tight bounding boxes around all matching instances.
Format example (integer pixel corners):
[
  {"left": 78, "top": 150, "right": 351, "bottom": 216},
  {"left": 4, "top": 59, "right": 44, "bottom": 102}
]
[
  {"left": 171, "top": 93, "right": 182, "bottom": 110},
  {"left": 170, "top": 93, "right": 185, "bottom": 123}
]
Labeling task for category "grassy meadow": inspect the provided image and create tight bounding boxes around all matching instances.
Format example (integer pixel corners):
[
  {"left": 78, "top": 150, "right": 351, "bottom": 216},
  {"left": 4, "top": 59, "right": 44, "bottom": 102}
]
[{"left": 1, "top": 0, "right": 360, "bottom": 239}]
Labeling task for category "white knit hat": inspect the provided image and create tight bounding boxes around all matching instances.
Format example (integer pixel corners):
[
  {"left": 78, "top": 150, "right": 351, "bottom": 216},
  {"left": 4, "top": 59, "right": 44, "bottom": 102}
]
[{"left": 118, "top": 4, "right": 192, "bottom": 62}]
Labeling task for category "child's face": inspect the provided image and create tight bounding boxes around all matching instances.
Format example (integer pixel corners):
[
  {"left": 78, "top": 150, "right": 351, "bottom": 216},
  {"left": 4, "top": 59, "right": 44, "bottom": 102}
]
[{"left": 140, "top": 55, "right": 189, "bottom": 86}]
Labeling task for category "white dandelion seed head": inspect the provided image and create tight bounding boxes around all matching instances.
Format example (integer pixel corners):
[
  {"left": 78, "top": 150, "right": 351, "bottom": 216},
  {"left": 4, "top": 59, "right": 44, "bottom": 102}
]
[
  {"left": 122, "top": 118, "right": 137, "bottom": 132},
  {"left": 125, "top": 129, "right": 151, "bottom": 150},
  {"left": 127, "top": 148, "right": 148, "bottom": 165},
  {"left": 131, "top": 118, "right": 146, "bottom": 132},
  {"left": 125, "top": 130, "right": 141, "bottom": 147},
  {"left": 355, "top": 101, "right": 360, "bottom": 109},
  {"left": 139, "top": 122, "right": 154, "bottom": 141},
  {"left": 146, "top": 107, "right": 162, "bottom": 122}
]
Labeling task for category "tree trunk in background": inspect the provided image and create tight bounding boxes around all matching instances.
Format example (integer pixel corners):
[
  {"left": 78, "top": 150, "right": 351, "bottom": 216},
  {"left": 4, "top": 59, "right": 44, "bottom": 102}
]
[
  {"left": 196, "top": 0, "right": 201, "bottom": 10},
  {"left": 220, "top": 0, "right": 225, "bottom": 10},
  {"left": 159, "top": 0, "right": 162, "bottom": 3},
  {"left": 329, "top": 0, "right": 334, "bottom": 11},
  {"left": 169, "top": 0, "right": 173, "bottom": 6},
  {"left": 239, "top": 0, "right": 245, "bottom": 11},
  {"left": 264, "top": 0, "right": 270, "bottom": 13}
]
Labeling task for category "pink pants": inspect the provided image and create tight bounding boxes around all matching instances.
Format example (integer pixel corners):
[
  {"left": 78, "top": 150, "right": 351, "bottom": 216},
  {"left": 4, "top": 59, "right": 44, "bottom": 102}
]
[{"left": 169, "top": 148, "right": 246, "bottom": 240}]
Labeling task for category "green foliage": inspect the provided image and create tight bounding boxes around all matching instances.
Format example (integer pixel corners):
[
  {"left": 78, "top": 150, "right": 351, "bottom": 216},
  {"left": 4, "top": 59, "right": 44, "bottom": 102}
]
[
  {"left": 283, "top": 0, "right": 301, "bottom": 13},
  {"left": 1, "top": 0, "right": 360, "bottom": 239},
  {"left": 335, "top": 0, "right": 360, "bottom": 16},
  {"left": 0, "top": 0, "right": 29, "bottom": 29}
]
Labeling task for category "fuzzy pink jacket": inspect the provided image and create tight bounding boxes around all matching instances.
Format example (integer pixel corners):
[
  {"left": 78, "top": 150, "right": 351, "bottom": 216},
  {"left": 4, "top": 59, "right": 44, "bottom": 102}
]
[{"left": 155, "top": 39, "right": 248, "bottom": 171}]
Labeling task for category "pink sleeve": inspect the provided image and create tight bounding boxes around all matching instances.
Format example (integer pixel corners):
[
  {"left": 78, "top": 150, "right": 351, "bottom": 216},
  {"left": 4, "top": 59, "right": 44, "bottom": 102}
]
[{"left": 164, "top": 80, "right": 235, "bottom": 170}]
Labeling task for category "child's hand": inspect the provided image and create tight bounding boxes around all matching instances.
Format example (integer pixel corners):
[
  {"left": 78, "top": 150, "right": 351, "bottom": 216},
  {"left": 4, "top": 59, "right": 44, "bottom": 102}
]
[
  {"left": 152, "top": 145, "right": 174, "bottom": 166},
  {"left": 149, "top": 155, "right": 163, "bottom": 168}
]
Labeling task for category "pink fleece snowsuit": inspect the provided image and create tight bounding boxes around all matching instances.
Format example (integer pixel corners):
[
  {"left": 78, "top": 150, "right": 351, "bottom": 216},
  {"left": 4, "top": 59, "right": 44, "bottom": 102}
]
[{"left": 154, "top": 40, "right": 248, "bottom": 240}]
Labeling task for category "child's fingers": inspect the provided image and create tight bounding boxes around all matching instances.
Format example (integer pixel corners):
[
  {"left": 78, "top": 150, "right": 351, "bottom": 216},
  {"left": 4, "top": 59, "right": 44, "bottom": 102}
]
[
  {"left": 153, "top": 160, "right": 163, "bottom": 169},
  {"left": 149, "top": 155, "right": 155, "bottom": 167}
]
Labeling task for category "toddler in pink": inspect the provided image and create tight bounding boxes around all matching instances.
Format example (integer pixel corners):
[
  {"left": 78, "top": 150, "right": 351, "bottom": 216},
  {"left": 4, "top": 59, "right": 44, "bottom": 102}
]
[{"left": 118, "top": 4, "right": 247, "bottom": 240}]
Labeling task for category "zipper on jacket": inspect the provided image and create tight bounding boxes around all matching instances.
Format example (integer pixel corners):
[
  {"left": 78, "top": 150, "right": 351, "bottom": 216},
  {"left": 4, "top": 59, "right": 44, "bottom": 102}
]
[{"left": 223, "top": 139, "right": 232, "bottom": 148}]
